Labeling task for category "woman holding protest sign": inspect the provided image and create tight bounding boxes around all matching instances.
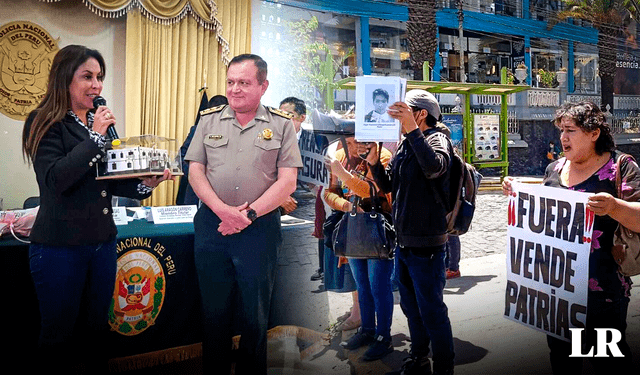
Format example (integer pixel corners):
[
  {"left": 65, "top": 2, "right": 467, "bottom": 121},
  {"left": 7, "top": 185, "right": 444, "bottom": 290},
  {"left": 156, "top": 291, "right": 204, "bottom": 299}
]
[{"left": 503, "top": 101, "right": 640, "bottom": 373}]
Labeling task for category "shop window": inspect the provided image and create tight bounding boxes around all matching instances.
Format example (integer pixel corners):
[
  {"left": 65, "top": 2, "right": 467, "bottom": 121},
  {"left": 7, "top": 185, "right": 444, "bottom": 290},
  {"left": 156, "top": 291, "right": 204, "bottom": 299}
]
[
  {"left": 369, "top": 19, "right": 413, "bottom": 79},
  {"left": 439, "top": 30, "right": 513, "bottom": 84},
  {"left": 253, "top": 1, "right": 356, "bottom": 108},
  {"left": 468, "top": 53, "right": 503, "bottom": 83},
  {"left": 574, "top": 54, "right": 598, "bottom": 94},
  {"left": 529, "top": 37, "right": 568, "bottom": 88}
]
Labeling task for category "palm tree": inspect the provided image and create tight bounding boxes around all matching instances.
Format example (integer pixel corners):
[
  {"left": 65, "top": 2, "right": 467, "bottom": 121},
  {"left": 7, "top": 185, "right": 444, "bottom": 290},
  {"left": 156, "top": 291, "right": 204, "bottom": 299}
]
[
  {"left": 550, "top": 0, "right": 630, "bottom": 111},
  {"left": 406, "top": 0, "right": 438, "bottom": 81},
  {"left": 623, "top": 0, "right": 640, "bottom": 19}
]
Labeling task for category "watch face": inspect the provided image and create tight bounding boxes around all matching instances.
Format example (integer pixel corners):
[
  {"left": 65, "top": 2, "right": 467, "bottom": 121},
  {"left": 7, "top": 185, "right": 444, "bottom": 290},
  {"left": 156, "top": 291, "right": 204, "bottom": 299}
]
[{"left": 248, "top": 209, "right": 257, "bottom": 221}]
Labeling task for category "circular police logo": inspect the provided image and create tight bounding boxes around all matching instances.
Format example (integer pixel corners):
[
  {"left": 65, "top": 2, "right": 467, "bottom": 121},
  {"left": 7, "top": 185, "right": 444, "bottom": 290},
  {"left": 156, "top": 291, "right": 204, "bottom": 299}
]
[
  {"left": 0, "top": 21, "right": 58, "bottom": 120},
  {"left": 109, "top": 249, "right": 165, "bottom": 336},
  {"left": 262, "top": 128, "right": 273, "bottom": 140}
]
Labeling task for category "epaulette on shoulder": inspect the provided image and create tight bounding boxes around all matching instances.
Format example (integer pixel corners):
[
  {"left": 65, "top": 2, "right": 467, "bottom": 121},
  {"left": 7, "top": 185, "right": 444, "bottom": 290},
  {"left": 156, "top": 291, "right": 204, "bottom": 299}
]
[
  {"left": 268, "top": 106, "right": 293, "bottom": 119},
  {"left": 200, "top": 104, "right": 226, "bottom": 116}
]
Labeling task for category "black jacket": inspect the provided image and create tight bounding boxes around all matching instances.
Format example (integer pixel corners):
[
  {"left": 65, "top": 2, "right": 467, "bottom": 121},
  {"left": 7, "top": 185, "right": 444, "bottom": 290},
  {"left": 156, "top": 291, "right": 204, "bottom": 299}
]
[
  {"left": 25, "top": 111, "right": 151, "bottom": 246},
  {"left": 371, "top": 127, "right": 452, "bottom": 248}
]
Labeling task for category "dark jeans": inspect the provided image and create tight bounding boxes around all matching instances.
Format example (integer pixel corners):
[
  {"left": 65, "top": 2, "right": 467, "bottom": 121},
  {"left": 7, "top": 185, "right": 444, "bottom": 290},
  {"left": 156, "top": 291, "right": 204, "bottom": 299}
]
[
  {"left": 29, "top": 239, "right": 117, "bottom": 372},
  {"left": 445, "top": 235, "right": 460, "bottom": 272},
  {"left": 547, "top": 294, "right": 632, "bottom": 374},
  {"left": 348, "top": 257, "right": 394, "bottom": 339},
  {"left": 194, "top": 206, "right": 282, "bottom": 375},
  {"left": 396, "top": 245, "right": 455, "bottom": 372},
  {"left": 318, "top": 238, "right": 324, "bottom": 272}
]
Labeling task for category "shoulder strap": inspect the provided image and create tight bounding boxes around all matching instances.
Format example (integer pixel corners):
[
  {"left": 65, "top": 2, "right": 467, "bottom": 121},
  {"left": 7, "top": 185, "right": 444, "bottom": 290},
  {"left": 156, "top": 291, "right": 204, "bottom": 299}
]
[
  {"left": 267, "top": 106, "right": 294, "bottom": 119},
  {"left": 365, "top": 180, "right": 385, "bottom": 213},
  {"left": 428, "top": 135, "right": 455, "bottom": 211},
  {"left": 200, "top": 104, "right": 226, "bottom": 116},
  {"left": 615, "top": 152, "right": 636, "bottom": 200}
]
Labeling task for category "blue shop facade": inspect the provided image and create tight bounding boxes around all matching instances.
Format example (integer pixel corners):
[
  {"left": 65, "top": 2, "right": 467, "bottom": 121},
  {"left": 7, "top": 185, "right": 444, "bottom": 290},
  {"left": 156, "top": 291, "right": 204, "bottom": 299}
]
[{"left": 253, "top": 0, "right": 640, "bottom": 175}]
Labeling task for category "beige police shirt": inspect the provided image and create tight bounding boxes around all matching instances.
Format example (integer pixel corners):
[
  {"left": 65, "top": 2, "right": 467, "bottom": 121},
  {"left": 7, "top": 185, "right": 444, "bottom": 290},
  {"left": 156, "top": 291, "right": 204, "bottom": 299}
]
[{"left": 185, "top": 104, "right": 303, "bottom": 207}]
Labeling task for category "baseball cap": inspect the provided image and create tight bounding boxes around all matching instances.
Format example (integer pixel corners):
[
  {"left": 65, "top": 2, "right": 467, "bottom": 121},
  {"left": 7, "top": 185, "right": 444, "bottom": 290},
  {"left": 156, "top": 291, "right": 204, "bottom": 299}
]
[{"left": 405, "top": 89, "right": 441, "bottom": 120}]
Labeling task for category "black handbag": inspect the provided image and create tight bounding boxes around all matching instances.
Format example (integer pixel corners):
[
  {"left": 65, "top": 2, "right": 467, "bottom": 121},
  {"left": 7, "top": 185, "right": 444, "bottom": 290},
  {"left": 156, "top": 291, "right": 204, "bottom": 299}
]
[{"left": 331, "top": 181, "right": 395, "bottom": 259}]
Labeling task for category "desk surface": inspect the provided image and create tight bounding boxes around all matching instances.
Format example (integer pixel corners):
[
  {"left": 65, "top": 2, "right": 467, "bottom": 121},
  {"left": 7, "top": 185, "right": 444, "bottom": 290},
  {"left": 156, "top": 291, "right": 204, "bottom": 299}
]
[
  {"left": 0, "top": 219, "right": 194, "bottom": 247},
  {"left": 1, "top": 210, "right": 307, "bottom": 247}
]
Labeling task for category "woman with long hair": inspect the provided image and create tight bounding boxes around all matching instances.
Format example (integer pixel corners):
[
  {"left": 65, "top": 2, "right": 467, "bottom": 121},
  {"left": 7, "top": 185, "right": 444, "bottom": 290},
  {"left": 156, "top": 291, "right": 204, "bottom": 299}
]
[{"left": 22, "top": 45, "right": 171, "bottom": 372}]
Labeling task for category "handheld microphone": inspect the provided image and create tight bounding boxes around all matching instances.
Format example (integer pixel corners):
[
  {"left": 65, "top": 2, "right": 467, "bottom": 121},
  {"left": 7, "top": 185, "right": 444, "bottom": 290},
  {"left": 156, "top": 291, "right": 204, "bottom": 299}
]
[{"left": 92, "top": 96, "right": 121, "bottom": 146}]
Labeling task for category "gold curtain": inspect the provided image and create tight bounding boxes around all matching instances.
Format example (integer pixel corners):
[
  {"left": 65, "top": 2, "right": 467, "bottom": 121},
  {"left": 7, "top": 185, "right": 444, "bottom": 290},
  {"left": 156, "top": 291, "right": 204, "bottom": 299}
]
[
  {"left": 125, "top": 0, "right": 251, "bottom": 206},
  {"left": 40, "top": 0, "right": 251, "bottom": 206}
]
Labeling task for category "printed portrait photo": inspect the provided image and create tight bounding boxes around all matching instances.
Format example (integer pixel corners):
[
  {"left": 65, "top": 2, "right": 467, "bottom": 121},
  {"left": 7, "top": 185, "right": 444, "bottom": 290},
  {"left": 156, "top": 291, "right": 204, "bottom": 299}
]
[{"left": 363, "top": 85, "right": 395, "bottom": 124}]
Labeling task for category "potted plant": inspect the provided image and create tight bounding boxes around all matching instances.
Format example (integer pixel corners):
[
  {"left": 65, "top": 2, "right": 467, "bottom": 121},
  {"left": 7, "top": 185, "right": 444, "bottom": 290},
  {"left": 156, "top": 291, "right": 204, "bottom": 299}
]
[
  {"left": 505, "top": 70, "right": 515, "bottom": 85},
  {"left": 515, "top": 62, "right": 527, "bottom": 84},
  {"left": 537, "top": 69, "right": 556, "bottom": 88},
  {"left": 556, "top": 67, "right": 567, "bottom": 86}
]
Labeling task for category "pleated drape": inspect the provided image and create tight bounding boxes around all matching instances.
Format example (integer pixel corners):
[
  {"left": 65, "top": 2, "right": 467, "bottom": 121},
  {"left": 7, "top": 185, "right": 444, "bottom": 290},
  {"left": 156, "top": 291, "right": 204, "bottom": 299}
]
[
  {"left": 40, "top": 0, "right": 251, "bottom": 206},
  {"left": 125, "top": 1, "right": 250, "bottom": 206}
]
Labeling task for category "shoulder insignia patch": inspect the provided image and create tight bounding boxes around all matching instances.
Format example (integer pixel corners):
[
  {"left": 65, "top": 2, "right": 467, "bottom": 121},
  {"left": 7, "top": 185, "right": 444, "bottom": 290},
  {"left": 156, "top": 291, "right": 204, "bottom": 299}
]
[
  {"left": 268, "top": 106, "right": 293, "bottom": 119},
  {"left": 200, "top": 104, "right": 226, "bottom": 116}
]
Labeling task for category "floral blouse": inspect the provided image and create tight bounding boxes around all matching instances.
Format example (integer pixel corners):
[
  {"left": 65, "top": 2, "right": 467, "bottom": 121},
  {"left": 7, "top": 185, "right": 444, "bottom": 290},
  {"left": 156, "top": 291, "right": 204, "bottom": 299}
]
[{"left": 543, "top": 152, "right": 640, "bottom": 299}]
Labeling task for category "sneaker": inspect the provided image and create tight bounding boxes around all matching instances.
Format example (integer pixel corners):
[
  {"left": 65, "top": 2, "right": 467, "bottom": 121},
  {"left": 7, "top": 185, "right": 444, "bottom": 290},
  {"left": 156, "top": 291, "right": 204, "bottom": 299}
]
[
  {"left": 445, "top": 269, "right": 460, "bottom": 279},
  {"left": 310, "top": 269, "right": 324, "bottom": 281},
  {"left": 386, "top": 356, "right": 432, "bottom": 375},
  {"left": 340, "top": 328, "right": 374, "bottom": 350},
  {"left": 362, "top": 335, "right": 393, "bottom": 361}
]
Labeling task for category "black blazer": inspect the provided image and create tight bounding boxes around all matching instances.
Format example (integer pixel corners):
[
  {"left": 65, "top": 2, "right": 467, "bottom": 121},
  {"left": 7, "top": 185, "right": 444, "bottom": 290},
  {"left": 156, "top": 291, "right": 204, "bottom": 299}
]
[{"left": 25, "top": 111, "right": 151, "bottom": 246}]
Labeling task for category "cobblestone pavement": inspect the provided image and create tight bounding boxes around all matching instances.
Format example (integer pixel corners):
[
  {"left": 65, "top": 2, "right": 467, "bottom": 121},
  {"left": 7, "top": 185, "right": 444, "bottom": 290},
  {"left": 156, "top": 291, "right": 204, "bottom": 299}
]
[{"left": 459, "top": 191, "right": 508, "bottom": 259}]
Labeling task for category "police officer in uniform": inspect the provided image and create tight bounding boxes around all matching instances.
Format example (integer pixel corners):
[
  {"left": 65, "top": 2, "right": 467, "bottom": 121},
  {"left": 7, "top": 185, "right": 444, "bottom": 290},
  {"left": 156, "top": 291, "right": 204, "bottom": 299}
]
[{"left": 184, "top": 54, "right": 302, "bottom": 374}]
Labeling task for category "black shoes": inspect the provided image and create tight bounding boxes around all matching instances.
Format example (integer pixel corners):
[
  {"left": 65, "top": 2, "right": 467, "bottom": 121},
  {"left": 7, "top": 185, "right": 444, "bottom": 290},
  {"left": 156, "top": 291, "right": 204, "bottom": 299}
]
[
  {"left": 341, "top": 331, "right": 393, "bottom": 361},
  {"left": 340, "top": 328, "right": 374, "bottom": 350},
  {"left": 362, "top": 335, "right": 393, "bottom": 361},
  {"left": 386, "top": 356, "right": 432, "bottom": 375},
  {"left": 310, "top": 269, "right": 323, "bottom": 281}
]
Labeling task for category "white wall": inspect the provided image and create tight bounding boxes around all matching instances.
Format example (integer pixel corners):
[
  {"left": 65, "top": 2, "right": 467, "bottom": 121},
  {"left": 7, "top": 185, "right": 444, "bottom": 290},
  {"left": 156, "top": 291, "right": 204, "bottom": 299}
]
[{"left": 0, "top": 0, "right": 126, "bottom": 209}]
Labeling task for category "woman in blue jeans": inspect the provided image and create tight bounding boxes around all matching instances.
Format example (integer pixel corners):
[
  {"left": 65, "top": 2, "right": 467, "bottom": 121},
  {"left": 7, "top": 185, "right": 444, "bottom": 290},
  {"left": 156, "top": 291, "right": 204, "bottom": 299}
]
[
  {"left": 22, "top": 45, "right": 170, "bottom": 372},
  {"left": 324, "top": 137, "right": 394, "bottom": 361}
]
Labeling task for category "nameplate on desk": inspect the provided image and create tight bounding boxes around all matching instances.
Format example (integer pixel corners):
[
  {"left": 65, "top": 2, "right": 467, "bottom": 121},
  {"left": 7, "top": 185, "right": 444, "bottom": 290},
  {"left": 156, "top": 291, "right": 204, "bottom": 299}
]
[
  {"left": 112, "top": 207, "right": 129, "bottom": 226},
  {"left": 151, "top": 205, "right": 197, "bottom": 224}
]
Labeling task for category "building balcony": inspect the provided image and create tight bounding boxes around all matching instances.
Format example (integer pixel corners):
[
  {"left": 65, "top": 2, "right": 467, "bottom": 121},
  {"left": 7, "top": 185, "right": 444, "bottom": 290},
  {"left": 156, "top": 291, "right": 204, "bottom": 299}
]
[{"left": 436, "top": 0, "right": 522, "bottom": 18}]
